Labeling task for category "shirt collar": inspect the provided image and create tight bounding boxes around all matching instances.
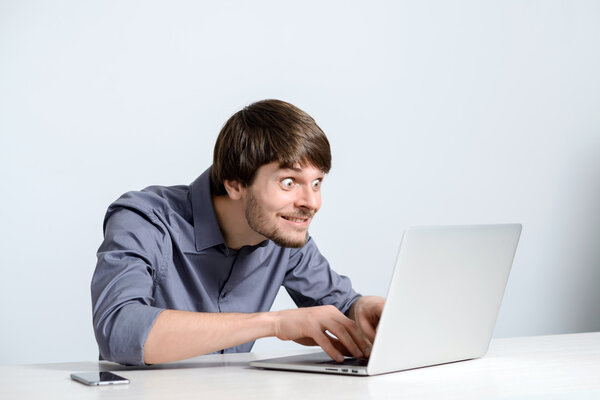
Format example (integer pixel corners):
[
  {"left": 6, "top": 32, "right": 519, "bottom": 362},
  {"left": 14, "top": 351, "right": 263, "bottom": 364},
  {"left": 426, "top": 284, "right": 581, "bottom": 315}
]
[{"left": 190, "top": 166, "right": 226, "bottom": 252}]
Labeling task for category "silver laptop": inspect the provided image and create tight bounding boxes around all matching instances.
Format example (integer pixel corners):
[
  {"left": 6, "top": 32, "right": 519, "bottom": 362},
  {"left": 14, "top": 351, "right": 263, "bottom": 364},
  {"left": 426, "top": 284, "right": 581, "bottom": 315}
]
[{"left": 251, "top": 224, "right": 522, "bottom": 376}]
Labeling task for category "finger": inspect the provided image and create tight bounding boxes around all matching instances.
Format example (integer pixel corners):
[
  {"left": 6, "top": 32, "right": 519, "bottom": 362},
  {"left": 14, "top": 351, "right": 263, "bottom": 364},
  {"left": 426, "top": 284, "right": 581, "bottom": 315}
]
[
  {"left": 312, "top": 331, "right": 345, "bottom": 363},
  {"left": 328, "top": 336, "right": 353, "bottom": 357},
  {"left": 325, "top": 321, "right": 365, "bottom": 359},
  {"left": 318, "top": 306, "right": 366, "bottom": 358},
  {"left": 337, "top": 317, "right": 372, "bottom": 357}
]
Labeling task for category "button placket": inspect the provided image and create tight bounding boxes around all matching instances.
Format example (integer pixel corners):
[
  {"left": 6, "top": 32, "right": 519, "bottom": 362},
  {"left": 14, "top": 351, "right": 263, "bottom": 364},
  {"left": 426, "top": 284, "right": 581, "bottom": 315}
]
[{"left": 218, "top": 248, "right": 240, "bottom": 310}]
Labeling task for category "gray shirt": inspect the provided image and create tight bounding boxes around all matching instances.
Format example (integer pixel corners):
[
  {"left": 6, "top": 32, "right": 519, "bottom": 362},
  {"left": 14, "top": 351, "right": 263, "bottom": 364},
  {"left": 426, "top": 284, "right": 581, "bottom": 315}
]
[{"left": 91, "top": 167, "right": 360, "bottom": 365}]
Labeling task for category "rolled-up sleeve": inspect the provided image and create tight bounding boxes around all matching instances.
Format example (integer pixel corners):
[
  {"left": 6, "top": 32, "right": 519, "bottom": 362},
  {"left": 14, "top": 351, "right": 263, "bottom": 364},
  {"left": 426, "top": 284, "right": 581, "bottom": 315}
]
[
  {"left": 283, "top": 237, "right": 361, "bottom": 315},
  {"left": 91, "top": 205, "right": 168, "bottom": 365}
]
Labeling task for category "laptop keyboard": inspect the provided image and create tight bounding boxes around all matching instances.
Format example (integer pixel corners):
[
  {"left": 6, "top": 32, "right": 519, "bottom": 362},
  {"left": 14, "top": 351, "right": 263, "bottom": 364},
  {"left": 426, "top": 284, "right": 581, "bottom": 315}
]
[{"left": 319, "top": 357, "right": 369, "bottom": 367}]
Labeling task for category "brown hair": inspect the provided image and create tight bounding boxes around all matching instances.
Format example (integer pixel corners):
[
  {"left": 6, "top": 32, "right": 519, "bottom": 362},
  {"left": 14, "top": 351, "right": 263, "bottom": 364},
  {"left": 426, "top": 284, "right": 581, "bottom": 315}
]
[{"left": 210, "top": 99, "right": 331, "bottom": 196}]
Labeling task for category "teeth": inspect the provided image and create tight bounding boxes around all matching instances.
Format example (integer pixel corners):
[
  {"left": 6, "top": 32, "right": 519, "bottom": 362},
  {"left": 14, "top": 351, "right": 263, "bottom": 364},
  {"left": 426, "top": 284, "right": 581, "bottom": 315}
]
[{"left": 284, "top": 217, "right": 306, "bottom": 222}]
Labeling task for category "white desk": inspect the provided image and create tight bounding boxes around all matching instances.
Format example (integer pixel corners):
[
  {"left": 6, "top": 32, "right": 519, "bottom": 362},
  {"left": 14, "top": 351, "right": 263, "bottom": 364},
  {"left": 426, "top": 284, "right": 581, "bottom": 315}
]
[{"left": 1, "top": 332, "right": 599, "bottom": 399}]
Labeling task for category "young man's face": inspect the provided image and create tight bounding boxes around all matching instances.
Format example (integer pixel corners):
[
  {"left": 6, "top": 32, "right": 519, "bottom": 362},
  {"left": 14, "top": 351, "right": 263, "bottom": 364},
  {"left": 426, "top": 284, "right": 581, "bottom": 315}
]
[{"left": 243, "top": 161, "right": 324, "bottom": 248}]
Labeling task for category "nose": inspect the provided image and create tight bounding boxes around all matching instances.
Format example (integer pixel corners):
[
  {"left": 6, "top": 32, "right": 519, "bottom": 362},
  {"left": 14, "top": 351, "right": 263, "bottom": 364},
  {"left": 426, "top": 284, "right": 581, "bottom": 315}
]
[{"left": 295, "top": 184, "right": 321, "bottom": 211}]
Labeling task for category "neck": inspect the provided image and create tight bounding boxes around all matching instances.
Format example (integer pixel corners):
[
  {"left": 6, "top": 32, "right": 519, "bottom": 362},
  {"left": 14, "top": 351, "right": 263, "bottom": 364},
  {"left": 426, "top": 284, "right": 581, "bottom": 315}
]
[{"left": 212, "top": 194, "right": 266, "bottom": 250}]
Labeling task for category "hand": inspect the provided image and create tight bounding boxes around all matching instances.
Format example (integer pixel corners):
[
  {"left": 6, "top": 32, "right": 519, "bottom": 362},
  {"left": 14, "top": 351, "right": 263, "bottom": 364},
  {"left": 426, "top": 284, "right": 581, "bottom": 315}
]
[
  {"left": 272, "top": 305, "right": 371, "bottom": 362},
  {"left": 348, "top": 296, "right": 385, "bottom": 344}
]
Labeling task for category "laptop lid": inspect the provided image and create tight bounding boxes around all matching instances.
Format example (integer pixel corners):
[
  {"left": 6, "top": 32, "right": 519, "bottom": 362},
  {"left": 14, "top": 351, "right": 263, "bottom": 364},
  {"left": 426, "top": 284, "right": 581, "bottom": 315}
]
[
  {"left": 366, "top": 223, "right": 521, "bottom": 375},
  {"left": 251, "top": 224, "right": 522, "bottom": 376}
]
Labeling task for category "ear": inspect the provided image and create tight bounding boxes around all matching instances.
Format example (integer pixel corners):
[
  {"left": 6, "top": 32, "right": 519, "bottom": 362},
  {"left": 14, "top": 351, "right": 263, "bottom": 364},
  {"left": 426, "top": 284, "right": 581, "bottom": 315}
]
[{"left": 223, "top": 179, "right": 245, "bottom": 201}]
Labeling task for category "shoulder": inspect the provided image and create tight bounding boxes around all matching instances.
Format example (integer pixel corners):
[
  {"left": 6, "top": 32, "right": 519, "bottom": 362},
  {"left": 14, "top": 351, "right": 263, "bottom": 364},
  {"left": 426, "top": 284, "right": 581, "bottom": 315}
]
[
  {"left": 287, "top": 236, "right": 326, "bottom": 267},
  {"left": 106, "top": 184, "right": 191, "bottom": 225},
  {"left": 101, "top": 185, "right": 192, "bottom": 257},
  {"left": 289, "top": 236, "right": 318, "bottom": 254}
]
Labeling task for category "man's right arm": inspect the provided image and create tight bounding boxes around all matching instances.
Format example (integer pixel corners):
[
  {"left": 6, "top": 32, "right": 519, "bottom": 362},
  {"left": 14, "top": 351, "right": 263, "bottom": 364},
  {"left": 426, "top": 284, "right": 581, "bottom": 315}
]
[
  {"left": 92, "top": 206, "right": 166, "bottom": 365},
  {"left": 93, "top": 207, "right": 368, "bottom": 365},
  {"left": 143, "top": 305, "right": 369, "bottom": 364}
]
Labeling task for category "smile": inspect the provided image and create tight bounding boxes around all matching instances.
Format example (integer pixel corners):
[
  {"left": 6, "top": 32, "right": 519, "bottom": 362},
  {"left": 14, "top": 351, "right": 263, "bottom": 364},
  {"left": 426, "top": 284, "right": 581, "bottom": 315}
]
[
  {"left": 281, "top": 215, "right": 311, "bottom": 225},
  {"left": 282, "top": 216, "right": 308, "bottom": 223}
]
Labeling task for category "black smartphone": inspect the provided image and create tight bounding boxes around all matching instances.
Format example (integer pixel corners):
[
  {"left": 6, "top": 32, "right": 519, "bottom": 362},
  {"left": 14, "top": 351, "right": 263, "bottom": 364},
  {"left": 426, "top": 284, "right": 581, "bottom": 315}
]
[{"left": 70, "top": 371, "right": 130, "bottom": 386}]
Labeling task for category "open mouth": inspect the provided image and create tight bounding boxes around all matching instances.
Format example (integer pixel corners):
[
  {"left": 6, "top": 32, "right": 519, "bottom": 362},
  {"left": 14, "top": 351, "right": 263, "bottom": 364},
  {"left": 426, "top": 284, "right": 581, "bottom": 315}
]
[{"left": 281, "top": 216, "right": 309, "bottom": 223}]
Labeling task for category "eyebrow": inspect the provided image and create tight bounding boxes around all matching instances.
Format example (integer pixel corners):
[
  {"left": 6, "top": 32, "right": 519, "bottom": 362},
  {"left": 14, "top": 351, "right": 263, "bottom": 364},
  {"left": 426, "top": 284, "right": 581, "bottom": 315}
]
[
  {"left": 280, "top": 166, "right": 303, "bottom": 173},
  {"left": 277, "top": 169, "right": 325, "bottom": 179},
  {"left": 278, "top": 165, "right": 326, "bottom": 174}
]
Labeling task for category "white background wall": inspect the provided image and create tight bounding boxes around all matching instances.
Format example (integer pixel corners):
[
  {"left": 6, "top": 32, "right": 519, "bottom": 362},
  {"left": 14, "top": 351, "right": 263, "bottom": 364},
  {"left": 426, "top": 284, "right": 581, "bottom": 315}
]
[{"left": 1, "top": 0, "right": 599, "bottom": 365}]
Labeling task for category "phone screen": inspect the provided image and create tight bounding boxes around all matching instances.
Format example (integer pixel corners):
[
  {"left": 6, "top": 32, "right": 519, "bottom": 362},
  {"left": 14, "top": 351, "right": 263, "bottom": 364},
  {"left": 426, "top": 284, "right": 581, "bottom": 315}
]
[{"left": 70, "top": 371, "right": 130, "bottom": 386}]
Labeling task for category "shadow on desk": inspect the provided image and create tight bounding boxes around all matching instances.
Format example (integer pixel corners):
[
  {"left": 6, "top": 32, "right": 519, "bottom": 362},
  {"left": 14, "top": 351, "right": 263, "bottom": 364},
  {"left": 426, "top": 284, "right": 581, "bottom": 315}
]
[{"left": 26, "top": 358, "right": 254, "bottom": 372}]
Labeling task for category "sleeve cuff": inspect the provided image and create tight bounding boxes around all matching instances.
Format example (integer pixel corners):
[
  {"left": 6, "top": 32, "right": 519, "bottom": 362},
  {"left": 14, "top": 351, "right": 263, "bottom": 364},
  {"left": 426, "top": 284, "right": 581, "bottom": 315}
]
[{"left": 101, "top": 303, "right": 164, "bottom": 366}]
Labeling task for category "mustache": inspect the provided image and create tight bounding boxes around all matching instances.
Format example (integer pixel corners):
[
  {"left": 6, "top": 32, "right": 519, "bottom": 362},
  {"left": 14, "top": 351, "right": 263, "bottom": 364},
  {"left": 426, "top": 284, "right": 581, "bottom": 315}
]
[{"left": 282, "top": 209, "right": 316, "bottom": 218}]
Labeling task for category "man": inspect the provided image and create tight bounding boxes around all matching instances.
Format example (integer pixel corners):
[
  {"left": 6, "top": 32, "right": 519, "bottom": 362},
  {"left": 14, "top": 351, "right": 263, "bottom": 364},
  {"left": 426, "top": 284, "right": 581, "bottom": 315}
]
[{"left": 92, "top": 99, "right": 385, "bottom": 366}]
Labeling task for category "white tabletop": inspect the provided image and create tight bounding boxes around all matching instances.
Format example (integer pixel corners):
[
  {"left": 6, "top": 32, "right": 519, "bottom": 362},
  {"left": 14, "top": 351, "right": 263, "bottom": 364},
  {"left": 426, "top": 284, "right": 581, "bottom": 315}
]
[{"left": 1, "top": 332, "right": 599, "bottom": 400}]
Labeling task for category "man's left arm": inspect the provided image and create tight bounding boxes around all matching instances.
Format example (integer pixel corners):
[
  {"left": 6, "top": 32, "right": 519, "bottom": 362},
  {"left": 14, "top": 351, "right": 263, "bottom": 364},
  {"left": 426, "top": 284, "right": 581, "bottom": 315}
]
[
  {"left": 284, "top": 237, "right": 359, "bottom": 314},
  {"left": 284, "top": 237, "right": 385, "bottom": 349}
]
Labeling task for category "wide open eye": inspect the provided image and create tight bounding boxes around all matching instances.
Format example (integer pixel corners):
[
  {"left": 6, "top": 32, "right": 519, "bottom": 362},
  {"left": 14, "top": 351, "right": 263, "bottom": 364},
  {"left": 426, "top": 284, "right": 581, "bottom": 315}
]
[
  {"left": 280, "top": 178, "right": 294, "bottom": 190},
  {"left": 311, "top": 179, "right": 321, "bottom": 189}
]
